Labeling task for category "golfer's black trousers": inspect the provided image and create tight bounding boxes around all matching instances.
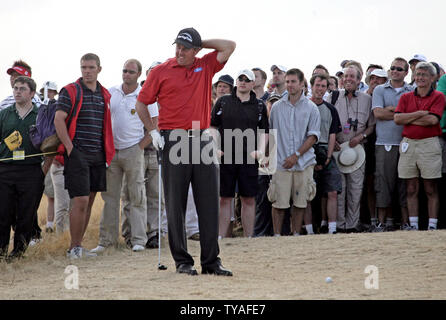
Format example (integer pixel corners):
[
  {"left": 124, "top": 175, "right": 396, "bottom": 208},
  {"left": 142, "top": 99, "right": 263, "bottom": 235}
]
[
  {"left": 254, "top": 174, "right": 274, "bottom": 237},
  {"left": 161, "top": 130, "right": 220, "bottom": 269},
  {"left": 0, "top": 163, "right": 44, "bottom": 253}
]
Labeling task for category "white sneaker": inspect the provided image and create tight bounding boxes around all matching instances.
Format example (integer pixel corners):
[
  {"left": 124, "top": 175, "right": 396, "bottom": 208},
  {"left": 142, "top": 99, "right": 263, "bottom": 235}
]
[
  {"left": 90, "top": 245, "right": 106, "bottom": 254},
  {"left": 67, "top": 246, "right": 97, "bottom": 259},
  {"left": 29, "top": 238, "right": 41, "bottom": 247},
  {"left": 132, "top": 244, "right": 145, "bottom": 252}
]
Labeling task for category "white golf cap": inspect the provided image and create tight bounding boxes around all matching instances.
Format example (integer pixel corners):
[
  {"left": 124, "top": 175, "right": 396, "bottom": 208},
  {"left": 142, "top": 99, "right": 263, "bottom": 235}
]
[
  {"left": 236, "top": 69, "right": 256, "bottom": 81},
  {"left": 409, "top": 54, "right": 427, "bottom": 64},
  {"left": 40, "top": 81, "right": 58, "bottom": 92},
  {"left": 370, "top": 69, "right": 388, "bottom": 78},
  {"left": 270, "top": 65, "right": 287, "bottom": 72}
]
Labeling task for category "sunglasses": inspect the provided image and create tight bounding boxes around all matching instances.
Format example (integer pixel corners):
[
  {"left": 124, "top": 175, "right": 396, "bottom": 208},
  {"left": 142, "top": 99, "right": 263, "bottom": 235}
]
[
  {"left": 237, "top": 76, "right": 252, "bottom": 83},
  {"left": 123, "top": 69, "right": 137, "bottom": 74},
  {"left": 390, "top": 66, "right": 406, "bottom": 72}
]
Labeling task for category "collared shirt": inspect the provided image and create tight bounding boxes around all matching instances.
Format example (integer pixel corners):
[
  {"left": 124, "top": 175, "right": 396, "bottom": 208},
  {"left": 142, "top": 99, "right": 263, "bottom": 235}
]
[
  {"left": 0, "top": 93, "right": 42, "bottom": 111},
  {"left": 56, "top": 79, "right": 105, "bottom": 153},
  {"left": 395, "top": 87, "right": 445, "bottom": 139},
  {"left": 108, "top": 84, "right": 159, "bottom": 150},
  {"left": 372, "top": 80, "right": 414, "bottom": 145},
  {"left": 269, "top": 93, "right": 320, "bottom": 171},
  {"left": 358, "top": 82, "right": 369, "bottom": 93},
  {"left": 334, "top": 89, "right": 374, "bottom": 144},
  {"left": 0, "top": 103, "right": 42, "bottom": 165},
  {"left": 137, "top": 51, "right": 225, "bottom": 130}
]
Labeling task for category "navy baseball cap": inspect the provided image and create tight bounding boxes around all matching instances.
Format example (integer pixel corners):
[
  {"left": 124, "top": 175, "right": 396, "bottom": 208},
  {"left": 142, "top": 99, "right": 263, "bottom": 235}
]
[
  {"left": 173, "top": 27, "right": 202, "bottom": 49},
  {"left": 214, "top": 74, "right": 234, "bottom": 87}
]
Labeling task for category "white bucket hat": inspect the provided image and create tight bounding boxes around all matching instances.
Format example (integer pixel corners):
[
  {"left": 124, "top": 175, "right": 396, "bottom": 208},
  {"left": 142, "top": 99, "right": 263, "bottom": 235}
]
[{"left": 333, "top": 142, "right": 365, "bottom": 174}]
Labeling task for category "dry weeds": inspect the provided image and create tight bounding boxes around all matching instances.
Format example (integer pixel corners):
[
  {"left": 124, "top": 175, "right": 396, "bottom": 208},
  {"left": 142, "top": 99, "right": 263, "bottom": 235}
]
[{"left": 1, "top": 196, "right": 445, "bottom": 300}]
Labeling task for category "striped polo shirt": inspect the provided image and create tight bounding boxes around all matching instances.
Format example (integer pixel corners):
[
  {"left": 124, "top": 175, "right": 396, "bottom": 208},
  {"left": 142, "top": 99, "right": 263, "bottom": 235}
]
[{"left": 56, "top": 79, "right": 104, "bottom": 153}]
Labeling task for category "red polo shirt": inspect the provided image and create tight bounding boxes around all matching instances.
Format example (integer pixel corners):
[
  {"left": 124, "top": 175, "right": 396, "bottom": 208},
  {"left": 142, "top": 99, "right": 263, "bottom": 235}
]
[
  {"left": 137, "top": 51, "right": 225, "bottom": 130},
  {"left": 395, "top": 88, "right": 445, "bottom": 139}
]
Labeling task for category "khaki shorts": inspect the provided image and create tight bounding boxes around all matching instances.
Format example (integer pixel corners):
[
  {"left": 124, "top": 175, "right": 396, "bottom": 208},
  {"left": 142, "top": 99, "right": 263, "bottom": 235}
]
[
  {"left": 267, "top": 165, "right": 316, "bottom": 209},
  {"left": 398, "top": 137, "right": 442, "bottom": 179}
]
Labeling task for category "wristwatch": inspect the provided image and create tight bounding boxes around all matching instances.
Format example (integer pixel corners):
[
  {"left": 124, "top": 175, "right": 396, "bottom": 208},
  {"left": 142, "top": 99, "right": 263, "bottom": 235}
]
[
  {"left": 295, "top": 151, "right": 301, "bottom": 157},
  {"left": 362, "top": 133, "right": 367, "bottom": 139}
]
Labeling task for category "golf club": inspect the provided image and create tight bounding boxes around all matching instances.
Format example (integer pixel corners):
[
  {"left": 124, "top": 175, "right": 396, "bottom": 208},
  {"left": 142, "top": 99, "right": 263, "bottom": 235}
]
[{"left": 157, "top": 150, "right": 167, "bottom": 270}]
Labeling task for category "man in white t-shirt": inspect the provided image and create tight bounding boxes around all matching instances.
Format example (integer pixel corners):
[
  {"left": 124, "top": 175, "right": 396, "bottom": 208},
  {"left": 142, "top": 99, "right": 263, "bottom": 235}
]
[
  {"left": 121, "top": 61, "right": 171, "bottom": 249},
  {"left": 91, "top": 59, "right": 155, "bottom": 253}
]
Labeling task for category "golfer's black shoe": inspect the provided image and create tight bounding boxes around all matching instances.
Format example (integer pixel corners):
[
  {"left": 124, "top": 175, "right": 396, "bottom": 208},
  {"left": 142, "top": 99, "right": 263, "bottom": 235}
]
[
  {"left": 0, "top": 247, "right": 7, "bottom": 262},
  {"left": 146, "top": 234, "right": 159, "bottom": 249},
  {"left": 202, "top": 261, "right": 233, "bottom": 276},
  {"left": 6, "top": 249, "right": 24, "bottom": 263},
  {"left": 176, "top": 264, "right": 198, "bottom": 276}
]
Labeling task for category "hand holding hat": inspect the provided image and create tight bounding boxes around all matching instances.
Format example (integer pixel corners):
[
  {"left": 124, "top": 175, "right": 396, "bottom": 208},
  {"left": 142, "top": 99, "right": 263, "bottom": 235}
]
[{"left": 332, "top": 141, "right": 365, "bottom": 174}]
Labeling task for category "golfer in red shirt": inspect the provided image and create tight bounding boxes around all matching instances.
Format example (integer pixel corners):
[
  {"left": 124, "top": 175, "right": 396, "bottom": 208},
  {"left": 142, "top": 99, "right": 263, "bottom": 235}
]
[{"left": 136, "top": 28, "right": 235, "bottom": 276}]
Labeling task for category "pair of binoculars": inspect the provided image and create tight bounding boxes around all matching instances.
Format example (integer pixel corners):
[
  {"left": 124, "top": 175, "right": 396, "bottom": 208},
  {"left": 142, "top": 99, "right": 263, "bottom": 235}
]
[{"left": 347, "top": 118, "right": 358, "bottom": 132}]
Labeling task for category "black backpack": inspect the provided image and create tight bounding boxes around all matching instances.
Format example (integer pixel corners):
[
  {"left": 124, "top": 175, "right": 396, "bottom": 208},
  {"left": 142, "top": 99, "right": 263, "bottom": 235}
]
[{"left": 331, "top": 90, "right": 340, "bottom": 106}]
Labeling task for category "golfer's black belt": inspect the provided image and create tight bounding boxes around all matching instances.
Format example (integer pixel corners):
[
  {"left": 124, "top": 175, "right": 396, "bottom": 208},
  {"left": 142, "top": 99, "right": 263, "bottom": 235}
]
[{"left": 160, "top": 129, "right": 209, "bottom": 138}]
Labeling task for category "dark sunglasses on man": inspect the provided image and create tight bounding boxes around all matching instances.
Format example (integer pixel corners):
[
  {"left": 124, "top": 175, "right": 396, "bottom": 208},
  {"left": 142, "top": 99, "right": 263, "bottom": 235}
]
[
  {"left": 237, "top": 76, "right": 252, "bottom": 83},
  {"left": 390, "top": 66, "right": 406, "bottom": 72}
]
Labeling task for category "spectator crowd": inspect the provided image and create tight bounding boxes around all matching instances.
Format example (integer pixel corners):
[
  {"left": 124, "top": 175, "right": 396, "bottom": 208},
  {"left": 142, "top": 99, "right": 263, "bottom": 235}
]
[{"left": 0, "top": 34, "right": 445, "bottom": 269}]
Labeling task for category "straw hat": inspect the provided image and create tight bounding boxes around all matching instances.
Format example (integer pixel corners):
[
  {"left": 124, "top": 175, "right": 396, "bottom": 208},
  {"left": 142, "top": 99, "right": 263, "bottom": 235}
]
[{"left": 333, "top": 142, "right": 365, "bottom": 174}]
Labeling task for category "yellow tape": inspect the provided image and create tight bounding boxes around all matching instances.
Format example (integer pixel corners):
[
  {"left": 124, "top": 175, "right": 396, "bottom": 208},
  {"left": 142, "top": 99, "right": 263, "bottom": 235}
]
[{"left": 0, "top": 151, "right": 58, "bottom": 162}]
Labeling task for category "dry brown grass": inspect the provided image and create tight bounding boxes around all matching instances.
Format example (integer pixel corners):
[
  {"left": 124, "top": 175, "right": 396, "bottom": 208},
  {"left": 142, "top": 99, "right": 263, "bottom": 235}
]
[
  {"left": 17, "top": 195, "right": 109, "bottom": 259},
  {"left": 1, "top": 195, "right": 446, "bottom": 300}
]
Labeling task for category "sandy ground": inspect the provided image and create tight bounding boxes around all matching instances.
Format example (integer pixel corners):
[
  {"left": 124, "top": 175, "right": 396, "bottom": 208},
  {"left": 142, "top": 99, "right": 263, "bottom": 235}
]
[{"left": 0, "top": 197, "right": 445, "bottom": 300}]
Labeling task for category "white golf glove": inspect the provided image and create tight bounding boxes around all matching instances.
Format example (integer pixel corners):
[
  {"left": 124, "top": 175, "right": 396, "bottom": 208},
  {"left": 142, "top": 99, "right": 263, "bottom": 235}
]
[{"left": 150, "top": 129, "right": 165, "bottom": 150}]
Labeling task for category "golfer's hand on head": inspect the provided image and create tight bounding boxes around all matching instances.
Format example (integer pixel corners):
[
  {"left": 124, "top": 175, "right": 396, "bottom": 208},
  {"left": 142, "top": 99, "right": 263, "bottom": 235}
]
[{"left": 150, "top": 129, "right": 165, "bottom": 150}]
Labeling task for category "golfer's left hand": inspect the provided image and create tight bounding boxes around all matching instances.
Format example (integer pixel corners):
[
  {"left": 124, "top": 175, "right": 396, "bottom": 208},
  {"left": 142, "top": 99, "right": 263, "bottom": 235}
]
[{"left": 150, "top": 129, "right": 165, "bottom": 150}]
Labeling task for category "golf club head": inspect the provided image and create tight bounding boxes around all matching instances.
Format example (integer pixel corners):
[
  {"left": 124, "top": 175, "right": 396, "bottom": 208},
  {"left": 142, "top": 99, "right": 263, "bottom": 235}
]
[{"left": 158, "top": 264, "right": 167, "bottom": 270}]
